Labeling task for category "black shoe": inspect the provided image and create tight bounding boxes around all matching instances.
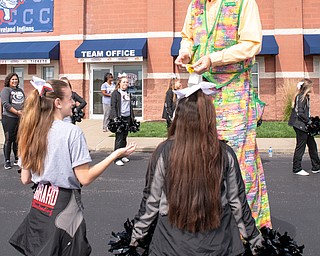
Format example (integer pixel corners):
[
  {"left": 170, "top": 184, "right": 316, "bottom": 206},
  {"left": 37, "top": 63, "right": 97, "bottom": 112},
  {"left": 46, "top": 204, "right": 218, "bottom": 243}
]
[{"left": 4, "top": 161, "right": 12, "bottom": 170}]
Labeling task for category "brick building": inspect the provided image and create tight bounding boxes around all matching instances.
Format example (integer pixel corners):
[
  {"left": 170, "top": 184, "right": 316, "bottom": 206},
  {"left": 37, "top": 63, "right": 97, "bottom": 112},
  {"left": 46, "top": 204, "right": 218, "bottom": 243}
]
[{"left": 0, "top": 0, "right": 320, "bottom": 121}]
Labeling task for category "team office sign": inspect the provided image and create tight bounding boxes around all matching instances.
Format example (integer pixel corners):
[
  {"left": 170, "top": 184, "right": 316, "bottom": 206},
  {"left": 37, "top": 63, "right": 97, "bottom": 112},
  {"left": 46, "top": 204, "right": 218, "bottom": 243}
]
[
  {"left": 78, "top": 50, "right": 143, "bottom": 63},
  {"left": 0, "top": 0, "right": 53, "bottom": 34}
]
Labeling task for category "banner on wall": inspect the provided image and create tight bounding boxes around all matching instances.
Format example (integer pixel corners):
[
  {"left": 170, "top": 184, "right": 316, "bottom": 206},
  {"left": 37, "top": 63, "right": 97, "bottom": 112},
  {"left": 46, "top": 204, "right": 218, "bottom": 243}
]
[
  {"left": 0, "top": 0, "right": 53, "bottom": 34},
  {"left": 126, "top": 73, "right": 138, "bottom": 88}
]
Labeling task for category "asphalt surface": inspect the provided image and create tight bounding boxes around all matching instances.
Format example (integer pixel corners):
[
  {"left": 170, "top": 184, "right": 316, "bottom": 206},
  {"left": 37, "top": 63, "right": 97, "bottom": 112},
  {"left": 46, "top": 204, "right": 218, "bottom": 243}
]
[{"left": 0, "top": 151, "right": 319, "bottom": 256}]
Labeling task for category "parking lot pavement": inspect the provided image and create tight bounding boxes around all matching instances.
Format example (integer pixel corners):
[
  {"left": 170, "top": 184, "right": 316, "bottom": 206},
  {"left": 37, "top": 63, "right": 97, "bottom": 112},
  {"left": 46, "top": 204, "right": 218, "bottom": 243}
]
[{"left": 1, "top": 152, "right": 319, "bottom": 255}]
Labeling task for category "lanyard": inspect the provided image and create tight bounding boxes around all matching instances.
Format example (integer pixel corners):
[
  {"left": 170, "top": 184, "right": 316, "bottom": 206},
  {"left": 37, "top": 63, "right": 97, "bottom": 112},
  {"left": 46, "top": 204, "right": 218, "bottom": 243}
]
[{"left": 204, "top": 0, "right": 225, "bottom": 55}]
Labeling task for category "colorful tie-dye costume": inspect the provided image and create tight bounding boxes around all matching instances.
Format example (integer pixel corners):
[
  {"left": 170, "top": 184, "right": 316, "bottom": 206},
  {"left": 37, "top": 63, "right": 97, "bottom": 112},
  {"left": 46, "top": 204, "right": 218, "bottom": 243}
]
[{"left": 189, "top": 0, "right": 271, "bottom": 228}]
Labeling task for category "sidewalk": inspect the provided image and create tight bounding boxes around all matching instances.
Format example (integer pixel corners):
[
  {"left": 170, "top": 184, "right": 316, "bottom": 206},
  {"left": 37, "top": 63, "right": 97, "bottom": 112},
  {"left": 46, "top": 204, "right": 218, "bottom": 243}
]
[
  {"left": 77, "top": 120, "right": 303, "bottom": 153},
  {"left": 1, "top": 119, "right": 319, "bottom": 153},
  {"left": 77, "top": 119, "right": 299, "bottom": 153},
  {"left": 77, "top": 119, "right": 167, "bottom": 152}
]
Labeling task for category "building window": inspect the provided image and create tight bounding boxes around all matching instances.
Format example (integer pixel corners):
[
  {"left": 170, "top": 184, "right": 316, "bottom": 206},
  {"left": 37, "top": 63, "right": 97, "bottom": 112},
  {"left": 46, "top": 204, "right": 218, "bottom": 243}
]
[
  {"left": 114, "top": 65, "right": 143, "bottom": 117},
  {"left": 28, "top": 64, "right": 37, "bottom": 75},
  {"left": 251, "top": 62, "right": 259, "bottom": 94},
  {"left": 12, "top": 67, "right": 24, "bottom": 90},
  {"left": 43, "top": 66, "right": 54, "bottom": 81}
]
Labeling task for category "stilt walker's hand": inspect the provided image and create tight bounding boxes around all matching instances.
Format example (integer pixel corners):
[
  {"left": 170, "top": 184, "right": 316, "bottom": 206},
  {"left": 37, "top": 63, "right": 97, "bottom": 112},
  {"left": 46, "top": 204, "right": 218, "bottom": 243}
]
[
  {"left": 192, "top": 55, "right": 211, "bottom": 74},
  {"left": 175, "top": 51, "right": 191, "bottom": 68}
]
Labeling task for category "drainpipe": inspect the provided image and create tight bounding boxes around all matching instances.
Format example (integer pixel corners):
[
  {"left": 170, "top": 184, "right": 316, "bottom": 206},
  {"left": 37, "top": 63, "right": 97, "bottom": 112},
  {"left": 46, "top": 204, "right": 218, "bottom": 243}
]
[
  {"left": 172, "top": 0, "right": 176, "bottom": 75},
  {"left": 301, "top": 0, "right": 305, "bottom": 77},
  {"left": 82, "top": 0, "right": 87, "bottom": 104}
]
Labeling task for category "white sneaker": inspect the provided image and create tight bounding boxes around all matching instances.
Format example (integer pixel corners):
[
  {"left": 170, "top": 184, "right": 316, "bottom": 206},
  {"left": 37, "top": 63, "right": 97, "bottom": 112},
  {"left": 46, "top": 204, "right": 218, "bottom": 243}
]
[
  {"left": 122, "top": 157, "right": 129, "bottom": 163},
  {"left": 115, "top": 160, "right": 124, "bottom": 166},
  {"left": 294, "top": 170, "right": 310, "bottom": 176}
]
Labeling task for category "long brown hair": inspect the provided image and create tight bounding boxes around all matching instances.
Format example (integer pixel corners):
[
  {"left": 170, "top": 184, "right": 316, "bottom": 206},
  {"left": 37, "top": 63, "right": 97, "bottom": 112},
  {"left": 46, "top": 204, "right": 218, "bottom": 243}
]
[
  {"left": 292, "top": 78, "right": 313, "bottom": 107},
  {"left": 166, "top": 90, "right": 223, "bottom": 233},
  {"left": 18, "top": 80, "right": 69, "bottom": 175},
  {"left": 165, "top": 77, "right": 179, "bottom": 103},
  {"left": 60, "top": 76, "right": 72, "bottom": 89}
]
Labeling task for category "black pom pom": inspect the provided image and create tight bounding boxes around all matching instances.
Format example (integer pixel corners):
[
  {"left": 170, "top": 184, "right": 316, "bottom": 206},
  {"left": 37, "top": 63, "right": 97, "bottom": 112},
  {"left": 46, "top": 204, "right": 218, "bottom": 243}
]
[
  {"left": 108, "top": 217, "right": 157, "bottom": 255},
  {"left": 109, "top": 221, "right": 304, "bottom": 256},
  {"left": 307, "top": 116, "right": 320, "bottom": 136},
  {"left": 244, "top": 227, "right": 304, "bottom": 256},
  {"left": 108, "top": 117, "right": 129, "bottom": 133},
  {"left": 129, "top": 119, "right": 140, "bottom": 133}
]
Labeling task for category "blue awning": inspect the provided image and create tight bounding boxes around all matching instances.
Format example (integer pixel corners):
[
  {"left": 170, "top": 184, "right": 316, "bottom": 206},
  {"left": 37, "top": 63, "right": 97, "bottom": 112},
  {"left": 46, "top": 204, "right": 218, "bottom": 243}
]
[
  {"left": 259, "top": 35, "right": 279, "bottom": 55},
  {"left": 75, "top": 38, "right": 147, "bottom": 58},
  {"left": 0, "top": 41, "right": 60, "bottom": 60},
  {"left": 171, "top": 37, "right": 182, "bottom": 57},
  {"left": 304, "top": 35, "right": 320, "bottom": 55},
  {"left": 170, "top": 35, "right": 279, "bottom": 56}
]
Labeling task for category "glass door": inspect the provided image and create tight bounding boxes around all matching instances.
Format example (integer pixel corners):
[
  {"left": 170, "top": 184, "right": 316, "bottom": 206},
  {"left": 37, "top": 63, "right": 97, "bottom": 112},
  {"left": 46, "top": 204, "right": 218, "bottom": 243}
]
[{"left": 90, "top": 65, "right": 113, "bottom": 119}]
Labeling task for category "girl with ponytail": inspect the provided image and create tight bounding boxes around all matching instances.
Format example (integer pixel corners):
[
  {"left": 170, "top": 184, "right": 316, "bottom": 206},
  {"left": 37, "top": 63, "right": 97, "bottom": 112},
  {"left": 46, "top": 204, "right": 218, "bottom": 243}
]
[{"left": 10, "top": 78, "right": 136, "bottom": 255}]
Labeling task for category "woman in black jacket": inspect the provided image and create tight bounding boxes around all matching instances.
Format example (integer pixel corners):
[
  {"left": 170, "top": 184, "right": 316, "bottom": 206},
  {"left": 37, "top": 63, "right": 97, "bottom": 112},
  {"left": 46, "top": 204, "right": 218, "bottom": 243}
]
[
  {"left": 109, "top": 74, "right": 135, "bottom": 166},
  {"left": 162, "top": 76, "right": 181, "bottom": 128},
  {"left": 60, "top": 77, "right": 87, "bottom": 124},
  {"left": 288, "top": 78, "right": 320, "bottom": 176},
  {"left": 130, "top": 89, "right": 262, "bottom": 255}
]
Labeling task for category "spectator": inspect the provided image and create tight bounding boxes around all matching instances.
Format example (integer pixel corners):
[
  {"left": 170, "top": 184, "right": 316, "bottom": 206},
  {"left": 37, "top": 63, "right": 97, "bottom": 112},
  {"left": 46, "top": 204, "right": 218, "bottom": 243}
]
[
  {"left": 162, "top": 75, "right": 182, "bottom": 128},
  {"left": 101, "top": 73, "right": 115, "bottom": 132},
  {"left": 1, "top": 72, "right": 25, "bottom": 170},
  {"left": 60, "top": 76, "right": 87, "bottom": 124},
  {"left": 288, "top": 78, "right": 320, "bottom": 176},
  {"left": 109, "top": 73, "right": 135, "bottom": 166}
]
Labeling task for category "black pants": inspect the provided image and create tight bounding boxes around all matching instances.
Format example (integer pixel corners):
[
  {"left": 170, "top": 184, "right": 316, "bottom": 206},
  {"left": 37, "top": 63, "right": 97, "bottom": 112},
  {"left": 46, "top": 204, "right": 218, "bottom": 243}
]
[
  {"left": 292, "top": 127, "right": 320, "bottom": 172},
  {"left": 1, "top": 115, "right": 19, "bottom": 162},
  {"left": 114, "top": 116, "right": 130, "bottom": 162},
  {"left": 166, "top": 117, "right": 172, "bottom": 129}
]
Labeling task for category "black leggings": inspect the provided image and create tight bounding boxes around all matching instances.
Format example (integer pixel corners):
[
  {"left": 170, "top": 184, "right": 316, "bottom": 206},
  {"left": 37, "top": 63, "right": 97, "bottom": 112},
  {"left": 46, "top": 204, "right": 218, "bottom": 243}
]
[
  {"left": 114, "top": 116, "right": 130, "bottom": 162},
  {"left": 2, "top": 115, "right": 19, "bottom": 162}
]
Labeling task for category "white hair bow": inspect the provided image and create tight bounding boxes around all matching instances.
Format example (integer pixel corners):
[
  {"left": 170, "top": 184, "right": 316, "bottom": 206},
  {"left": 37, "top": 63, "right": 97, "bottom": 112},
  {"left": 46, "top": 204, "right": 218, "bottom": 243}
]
[
  {"left": 118, "top": 72, "right": 127, "bottom": 78},
  {"left": 297, "top": 81, "right": 304, "bottom": 90},
  {"left": 30, "top": 76, "right": 53, "bottom": 96},
  {"left": 173, "top": 82, "right": 217, "bottom": 100},
  {"left": 170, "top": 73, "right": 177, "bottom": 79}
]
